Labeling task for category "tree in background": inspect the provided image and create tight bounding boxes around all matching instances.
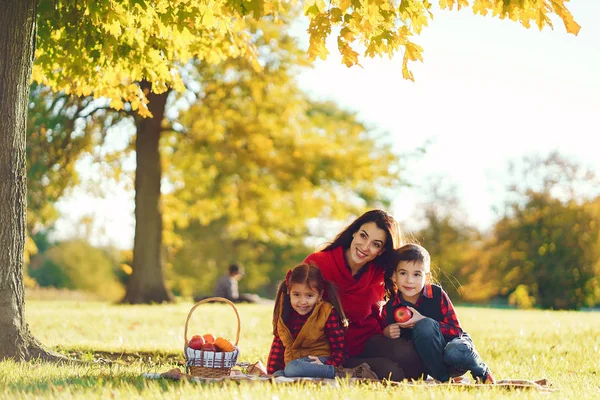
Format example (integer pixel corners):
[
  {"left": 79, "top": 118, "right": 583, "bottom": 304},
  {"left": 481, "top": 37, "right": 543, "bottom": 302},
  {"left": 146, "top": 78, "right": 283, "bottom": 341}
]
[
  {"left": 26, "top": 84, "right": 123, "bottom": 246},
  {"left": 21, "top": 12, "right": 402, "bottom": 305},
  {"left": 495, "top": 194, "right": 600, "bottom": 309},
  {"left": 28, "top": 240, "right": 124, "bottom": 301},
  {"left": 411, "top": 178, "right": 481, "bottom": 300},
  {"left": 1, "top": 0, "right": 580, "bottom": 361},
  {"left": 491, "top": 153, "right": 600, "bottom": 309},
  {"left": 464, "top": 153, "right": 600, "bottom": 309},
  {"left": 167, "top": 219, "right": 312, "bottom": 298},
  {"left": 162, "top": 18, "right": 402, "bottom": 297},
  {"left": 24, "top": 84, "right": 131, "bottom": 292}
]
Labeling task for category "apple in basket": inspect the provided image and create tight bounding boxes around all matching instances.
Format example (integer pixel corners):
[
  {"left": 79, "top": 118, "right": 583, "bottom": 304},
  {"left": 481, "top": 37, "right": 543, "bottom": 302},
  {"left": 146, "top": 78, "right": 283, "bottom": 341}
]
[
  {"left": 201, "top": 342, "right": 217, "bottom": 351},
  {"left": 188, "top": 335, "right": 205, "bottom": 350},
  {"left": 394, "top": 306, "right": 413, "bottom": 323}
]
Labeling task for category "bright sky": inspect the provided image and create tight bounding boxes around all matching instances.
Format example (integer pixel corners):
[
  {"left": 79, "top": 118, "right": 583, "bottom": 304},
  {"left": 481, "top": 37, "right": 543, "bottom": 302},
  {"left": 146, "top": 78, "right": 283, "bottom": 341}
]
[
  {"left": 296, "top": 1, "right": 600, "bottom": 232},
  {"left": 54, "top": 2, "right": 600, "bottom": 248}
]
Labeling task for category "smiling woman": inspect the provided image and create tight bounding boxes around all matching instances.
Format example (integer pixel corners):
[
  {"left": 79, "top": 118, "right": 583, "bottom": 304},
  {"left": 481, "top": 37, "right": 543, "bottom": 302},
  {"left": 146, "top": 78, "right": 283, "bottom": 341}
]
[
  {"left": 303, "top": 210, "right": 425, "bottom": 381},
  {"left": 345, "top": 221, "right": 387, "bottom": 274}
]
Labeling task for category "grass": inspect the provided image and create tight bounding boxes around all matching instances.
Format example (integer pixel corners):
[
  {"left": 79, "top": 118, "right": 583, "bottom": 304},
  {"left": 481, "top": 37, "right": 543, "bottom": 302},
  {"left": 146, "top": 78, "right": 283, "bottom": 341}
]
[{"left": 1, "top": 299, "right": 599, "bottom": 399}]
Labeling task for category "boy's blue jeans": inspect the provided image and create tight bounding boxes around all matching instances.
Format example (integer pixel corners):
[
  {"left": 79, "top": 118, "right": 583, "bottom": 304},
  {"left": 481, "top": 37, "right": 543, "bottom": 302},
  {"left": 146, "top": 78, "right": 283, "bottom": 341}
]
[
  {"left": 277, "top": 356, "right": 335, "bottom": 379},
  {"left": 412, "top": 318, "right": 489, "bottom": 382}
]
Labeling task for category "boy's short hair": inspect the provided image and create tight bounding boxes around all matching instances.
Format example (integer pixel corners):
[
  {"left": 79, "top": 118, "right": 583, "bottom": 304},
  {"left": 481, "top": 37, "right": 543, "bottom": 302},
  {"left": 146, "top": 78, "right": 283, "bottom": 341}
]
[
  {"left": 393, "top": 244, "right": 430, "bottom": 271},
  {"left": 229, "top": 263, "right": 244, "bottom": 275}
]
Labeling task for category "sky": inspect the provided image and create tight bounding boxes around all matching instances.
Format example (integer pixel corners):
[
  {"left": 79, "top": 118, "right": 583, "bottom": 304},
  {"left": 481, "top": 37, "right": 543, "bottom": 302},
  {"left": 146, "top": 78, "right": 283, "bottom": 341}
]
[{"left": 53, "top": 1, "right": 600, "bottom": 248}]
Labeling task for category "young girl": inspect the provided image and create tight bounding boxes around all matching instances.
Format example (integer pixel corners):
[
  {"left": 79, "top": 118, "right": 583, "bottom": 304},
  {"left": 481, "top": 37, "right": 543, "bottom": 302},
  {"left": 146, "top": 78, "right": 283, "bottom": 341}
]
[
  {"left": 267, "top": 263, "right": 378, "bottom": 379},
  {"left": 381, "top": 244, "right": 495, "bottom": 384}
]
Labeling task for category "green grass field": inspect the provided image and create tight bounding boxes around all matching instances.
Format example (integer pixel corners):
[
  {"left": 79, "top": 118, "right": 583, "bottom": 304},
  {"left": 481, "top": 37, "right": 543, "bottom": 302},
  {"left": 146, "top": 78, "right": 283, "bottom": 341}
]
[{"left": 1, "top": 300, "right": 599, "bottom": 399}]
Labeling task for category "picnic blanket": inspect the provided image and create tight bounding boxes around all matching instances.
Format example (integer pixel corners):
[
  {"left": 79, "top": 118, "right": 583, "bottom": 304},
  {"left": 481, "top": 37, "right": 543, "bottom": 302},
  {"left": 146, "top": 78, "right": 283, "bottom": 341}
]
[{"left": 142, "top": 362, "right": 556, "bottom": 392}]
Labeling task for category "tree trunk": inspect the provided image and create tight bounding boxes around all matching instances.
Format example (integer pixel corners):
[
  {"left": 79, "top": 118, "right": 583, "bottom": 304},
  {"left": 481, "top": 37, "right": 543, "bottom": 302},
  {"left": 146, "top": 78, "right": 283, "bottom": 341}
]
[
  {"left": 121, "top": 82, "right": 174, "bottom": 304},
  {"left": 0, "top": 0, "right": 65, "bottom": 361}
]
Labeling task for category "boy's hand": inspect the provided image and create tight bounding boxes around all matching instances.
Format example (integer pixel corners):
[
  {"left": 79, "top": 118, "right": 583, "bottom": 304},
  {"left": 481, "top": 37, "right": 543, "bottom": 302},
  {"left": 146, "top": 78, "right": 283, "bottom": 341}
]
[
  {"left": 383, "top": 323, "right": 401, "bottom": 339},
  {"left": 397, "top": 307, "right": 425, "bottom": 329}
]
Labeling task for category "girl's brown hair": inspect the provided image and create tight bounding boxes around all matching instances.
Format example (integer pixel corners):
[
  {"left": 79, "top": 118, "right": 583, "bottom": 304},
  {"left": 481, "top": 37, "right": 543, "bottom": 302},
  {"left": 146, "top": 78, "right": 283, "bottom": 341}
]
[{"left": 272, "top": 263, "right": 348, "bottom": 334}]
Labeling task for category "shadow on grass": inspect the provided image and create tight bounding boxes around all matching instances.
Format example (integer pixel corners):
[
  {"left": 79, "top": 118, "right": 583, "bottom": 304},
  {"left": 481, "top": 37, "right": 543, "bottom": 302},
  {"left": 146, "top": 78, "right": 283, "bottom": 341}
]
[
  {"left": 54, "top": 347, "right": 183, "bottom": 365},
  {"left": 6, "top": 349, "right": 192, "bottom": 395},
  {"left": 7, "top": 372, "right": 190, "bottom": 394}
]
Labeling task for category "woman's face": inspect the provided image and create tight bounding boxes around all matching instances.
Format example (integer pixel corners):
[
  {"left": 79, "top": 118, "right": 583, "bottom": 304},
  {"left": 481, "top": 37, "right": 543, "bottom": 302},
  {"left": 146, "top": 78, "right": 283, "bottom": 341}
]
[{"left": 347, "top": 222, "right": 387, "bottom": 268}]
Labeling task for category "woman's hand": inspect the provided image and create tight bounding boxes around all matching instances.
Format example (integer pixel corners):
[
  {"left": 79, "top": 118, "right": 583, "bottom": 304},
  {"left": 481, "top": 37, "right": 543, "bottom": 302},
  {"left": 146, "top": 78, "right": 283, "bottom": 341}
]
[
  {"left": 383, "top": 323, "right": 401, "bottom": 339},
  {"left": 397, "top": 307, "right": 425, "bottom": 329},
  {"left": 308, "top": 356, "right": 323, "bottom": 364}
]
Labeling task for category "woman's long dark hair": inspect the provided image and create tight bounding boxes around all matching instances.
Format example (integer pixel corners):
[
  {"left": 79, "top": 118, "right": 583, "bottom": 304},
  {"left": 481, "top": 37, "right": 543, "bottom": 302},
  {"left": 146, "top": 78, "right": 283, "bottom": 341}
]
[
  {"left": 321, "top": 209, "right": 401, "bottom": 268},
  {"left": 272, "top": 263, "right": 348, "bottom": 334}
]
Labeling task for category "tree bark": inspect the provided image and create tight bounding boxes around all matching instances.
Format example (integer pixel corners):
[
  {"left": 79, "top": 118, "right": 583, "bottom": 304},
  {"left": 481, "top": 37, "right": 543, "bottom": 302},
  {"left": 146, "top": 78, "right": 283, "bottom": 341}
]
[
  {"left": 121, "top": 82, "right": 174, "bottom": 304},
  {"left": 0, "top": 0, "right": 65, "bottom": 361}
]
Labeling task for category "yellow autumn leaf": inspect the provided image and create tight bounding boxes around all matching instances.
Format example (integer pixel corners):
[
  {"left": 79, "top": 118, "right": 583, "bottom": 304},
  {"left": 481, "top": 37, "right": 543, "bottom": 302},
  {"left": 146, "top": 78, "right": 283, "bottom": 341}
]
[
  {"left": 107, "top": 20, "right": 122, "bottom": 36},
  {"left": 340, "top": 44, "right": 360, "bottom": 67},
  {"left": 552, "top": 0, "right": 581, "bottom": 35},
  {"left": 109, "top": 97, "right": 124, "bottom": 110},
  {"left": 339, "top": 0, "right": 352, "bottom": 13},
  {"left": 307, "top": 38, "right": 329, "bottom": 61},
  {"left": 202, "top": 8, "right": 216, "bottom": 27}
]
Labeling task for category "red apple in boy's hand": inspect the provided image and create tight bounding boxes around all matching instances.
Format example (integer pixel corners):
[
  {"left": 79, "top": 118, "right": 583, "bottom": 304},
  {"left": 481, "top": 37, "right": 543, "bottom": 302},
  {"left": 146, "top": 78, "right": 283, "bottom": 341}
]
[
  {"left": 188, "top": 335, "right": 205, "bottom": 350},
  {"left": 394, "top": 306, "right": 413, "bottom": 323}
]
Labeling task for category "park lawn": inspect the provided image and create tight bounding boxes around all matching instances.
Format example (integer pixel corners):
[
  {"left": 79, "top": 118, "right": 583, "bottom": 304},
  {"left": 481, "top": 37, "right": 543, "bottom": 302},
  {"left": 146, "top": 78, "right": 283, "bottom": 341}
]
[{"left": 1, "top": 300, "right": 598, "bottom": 399}]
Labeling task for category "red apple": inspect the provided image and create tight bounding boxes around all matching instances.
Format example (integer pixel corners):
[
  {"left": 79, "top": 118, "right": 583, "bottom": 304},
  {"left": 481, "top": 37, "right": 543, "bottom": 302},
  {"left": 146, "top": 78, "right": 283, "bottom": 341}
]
[
  {"left": 394, "top": 306, "right": 413, "bottom": 323},
  {"left": 201, "top": 342, "right": 217, "bottom": 351},
  {"left": 203, "top": 333, "right": 216, "bottom": 344},
  {"left": 188, "top": 335, "right": 205, "bottom": 350}
]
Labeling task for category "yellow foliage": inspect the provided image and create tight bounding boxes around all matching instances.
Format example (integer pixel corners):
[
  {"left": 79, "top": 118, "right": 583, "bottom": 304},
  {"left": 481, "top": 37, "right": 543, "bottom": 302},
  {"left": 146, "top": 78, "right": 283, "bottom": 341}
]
[
  {"left": 32, "top": 0, "right": 578, "bottom": 116},
  {"left": 120, "top": 264, "right": 133, "bottom": 276},
  {"left": 509, "top": 284, "right": 536, "bottom": 309},
  {"left": 24, "top": 235, "right": 38, "bottom": 264},
  {"left": 157, "top": 21, "right": 402, "bottom": 249}
]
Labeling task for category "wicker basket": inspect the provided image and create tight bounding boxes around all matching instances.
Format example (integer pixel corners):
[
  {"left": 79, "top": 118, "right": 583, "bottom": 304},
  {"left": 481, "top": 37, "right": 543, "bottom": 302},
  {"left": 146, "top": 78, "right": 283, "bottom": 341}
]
[{"left": 184, "top": 297, "right": 241, "bottom": 378}]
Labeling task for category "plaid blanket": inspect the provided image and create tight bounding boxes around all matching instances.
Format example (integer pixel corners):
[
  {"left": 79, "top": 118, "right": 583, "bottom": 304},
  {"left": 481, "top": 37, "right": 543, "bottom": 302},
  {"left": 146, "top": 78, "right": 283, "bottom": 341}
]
[{"left": 142, "top": 363, "right": 555, "bottom": 392}]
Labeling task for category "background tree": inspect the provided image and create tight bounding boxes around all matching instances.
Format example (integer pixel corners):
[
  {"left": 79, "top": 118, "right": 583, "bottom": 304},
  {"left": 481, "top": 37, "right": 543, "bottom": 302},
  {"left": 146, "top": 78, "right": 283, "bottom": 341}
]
[
  {"left": 161, "top": 17, "right": 402, "bottom": 298},
  {"left": 489, "top": 154, "right": 600, "bottom": 309},
  {"left": 28, "top": 240, "right": 124, "bottom": 301},
  {"left": 495, "top": 194, "right": 600, "bottom": 309},
  {"left": 412, "top": 178, "right": 481, "bottom": 300},
  {"left": 167, "top": 219, "right": 313, "bottom": 298},
  {"left": 0, "top": 0, "right": 580, "bottom": 361},
  {"left": 461, "top": 153, "right": 600, "bottom": 309},
  {"left": 26, "top": 84, "right": 122, "bottom": 247},
  {"left": 33, "top": 11, "right": 402, "bottom": 304}
]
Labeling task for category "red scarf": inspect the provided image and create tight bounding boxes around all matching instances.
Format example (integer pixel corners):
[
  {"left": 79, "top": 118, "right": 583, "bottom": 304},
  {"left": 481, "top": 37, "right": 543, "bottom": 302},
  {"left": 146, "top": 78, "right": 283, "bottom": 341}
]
[{"left": 304, "top": 246, "right": 385, "bottom": 356}]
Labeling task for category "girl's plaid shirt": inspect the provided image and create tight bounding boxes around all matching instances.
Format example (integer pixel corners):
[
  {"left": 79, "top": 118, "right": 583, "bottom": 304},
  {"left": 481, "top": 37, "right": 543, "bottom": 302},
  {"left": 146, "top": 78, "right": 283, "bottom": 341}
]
[{"left": 267, "top": 308, "right": 347, "bottom": 374}]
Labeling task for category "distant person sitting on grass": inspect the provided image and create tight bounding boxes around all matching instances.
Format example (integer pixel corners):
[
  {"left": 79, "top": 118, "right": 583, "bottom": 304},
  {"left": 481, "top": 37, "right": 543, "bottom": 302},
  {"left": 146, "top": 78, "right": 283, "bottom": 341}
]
[
  {"left": 213, "top": 263, "right": 244, "bottom": 300},
  {"left": 381, "top": 243, "right": 495, "bottom": 384},
  {"left": 194, "top": 263, "right": 261, "bottom": 303}
]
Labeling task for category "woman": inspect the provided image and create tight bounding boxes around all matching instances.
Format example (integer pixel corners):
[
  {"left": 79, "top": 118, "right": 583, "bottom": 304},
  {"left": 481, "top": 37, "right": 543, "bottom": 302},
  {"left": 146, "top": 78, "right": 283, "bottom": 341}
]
[{"left": 304, "top": 209, "right": 425, "bottom": 381}]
